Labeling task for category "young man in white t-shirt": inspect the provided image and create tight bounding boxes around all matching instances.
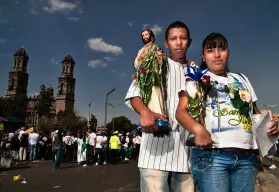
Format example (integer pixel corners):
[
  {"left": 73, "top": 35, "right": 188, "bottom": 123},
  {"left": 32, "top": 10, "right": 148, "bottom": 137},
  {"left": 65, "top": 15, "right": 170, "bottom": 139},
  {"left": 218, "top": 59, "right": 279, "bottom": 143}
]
[
  {"left": 29, "top": 130, "right": 39, "bottom": 161},
  {"left": 86, "top": 129, "right": 96, "bottom": 165},
  {"left": 95, "top": 132, "right": 104, "bottom": 165}
]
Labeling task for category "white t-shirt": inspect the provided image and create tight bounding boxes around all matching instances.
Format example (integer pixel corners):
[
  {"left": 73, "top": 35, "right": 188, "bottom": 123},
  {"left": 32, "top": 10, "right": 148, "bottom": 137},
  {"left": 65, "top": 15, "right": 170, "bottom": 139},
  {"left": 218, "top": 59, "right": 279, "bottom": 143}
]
[
  {"left": 63, "top": 135, "right": 75, "bottom": 146},
  {"left": 134, "top": 136, "right": 142, "bottom": 145},
  {"left": 123, "top": 137, "right": 130, "bottom": 148},
  {"left": 89, "top": 132, "right": 96, "bottom": 146},
  {"left": 29, "top": 133, "right": 39, "bottom": 145},
  {"left": 95, "top": 135, "right": 104, "bottom": 148},
  {"left": 202, "top": 72, "right": 257, "bottom": 149}
]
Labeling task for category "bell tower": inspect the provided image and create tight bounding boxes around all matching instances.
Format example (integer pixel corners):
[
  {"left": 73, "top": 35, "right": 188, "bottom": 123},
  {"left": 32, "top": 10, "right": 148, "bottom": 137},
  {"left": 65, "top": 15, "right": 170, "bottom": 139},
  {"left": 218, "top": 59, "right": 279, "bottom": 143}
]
[
  {"left": 6, "top": 47, "right": 29, "bottom": 98},
  {"left": 55, "top": 55, "right": 76, "bottom": 113}
]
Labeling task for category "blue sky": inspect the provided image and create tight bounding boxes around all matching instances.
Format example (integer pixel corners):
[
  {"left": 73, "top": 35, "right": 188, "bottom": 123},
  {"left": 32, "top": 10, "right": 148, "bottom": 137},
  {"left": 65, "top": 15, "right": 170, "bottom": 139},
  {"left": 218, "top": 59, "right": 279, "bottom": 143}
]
[{"left": 0, "top": 0, "right": 278, "bottom": 125}]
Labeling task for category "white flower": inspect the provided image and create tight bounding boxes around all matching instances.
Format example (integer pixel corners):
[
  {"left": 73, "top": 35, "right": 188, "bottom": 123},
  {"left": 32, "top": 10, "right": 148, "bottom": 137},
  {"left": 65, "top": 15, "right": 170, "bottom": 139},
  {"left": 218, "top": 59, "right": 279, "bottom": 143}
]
[
  {"left": 186, "top": 81, "right": 199, "bottom": 99},
  {"left": 239, "top": 89, "right": 252, "bottom": 103},
  {"left": 229, "top": 93, "right": 234, "bottom": 99}
]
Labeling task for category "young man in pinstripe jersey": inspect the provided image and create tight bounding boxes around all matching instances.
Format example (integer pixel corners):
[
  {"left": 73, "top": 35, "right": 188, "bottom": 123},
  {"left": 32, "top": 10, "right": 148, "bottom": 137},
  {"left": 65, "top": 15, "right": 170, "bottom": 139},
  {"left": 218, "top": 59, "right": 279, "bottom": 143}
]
[{"left": 125, "top": 21, "right": 195, "bottom": 192}]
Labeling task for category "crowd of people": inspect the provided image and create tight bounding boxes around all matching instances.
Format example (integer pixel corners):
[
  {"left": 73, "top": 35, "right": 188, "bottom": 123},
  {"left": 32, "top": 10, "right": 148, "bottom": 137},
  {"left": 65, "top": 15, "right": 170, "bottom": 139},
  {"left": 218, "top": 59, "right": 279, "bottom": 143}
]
[{"left": 0, "top": 127, "right": 142, "bottom": 170}]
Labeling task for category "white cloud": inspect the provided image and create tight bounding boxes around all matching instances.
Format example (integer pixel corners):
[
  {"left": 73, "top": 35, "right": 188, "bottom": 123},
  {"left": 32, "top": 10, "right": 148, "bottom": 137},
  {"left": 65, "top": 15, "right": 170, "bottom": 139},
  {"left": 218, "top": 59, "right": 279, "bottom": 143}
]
[
  {"left": 120, "top": 72, "right": 127, "bottom": 77},
  {"left": 51, "top": 58, "right": 59, "bottom": 65},
  {"left": 0, "top": 19, "right": 8, "bottom": 24},
  {"left": 29, "top": 92, "right": 40, "bottom": 97},
  {"left": 150, "top": 24, "right": 163, "bottom": 35},
  {"left": 112, "top": 70, "right": 126, "bottom": 77},
  {"left": 27, "top": 0, "right": 43, "bottom": 15},
  {"left": 142, "top": 24, "right": 164, "bottom": 35},
  {"left": 104, "top": 56, "right": 115, "bottom": 62},
  {"left": 0, "top": 38, "right": 7, "bottom": 43},
  {"left": 88, "top": 60, "right": 108, "bottom": 68},
  {"left": 43, "top": 0, "right": 80, "bottom": 13},
  {"left": 87, "top": 38, "right": 124, "bottom": 56},
  {"left": 68, "top": 16, "right": 80, "bottom": 21},
  {"left": 128, "top": 22, "right": 133, "bottom": 27},
  {"left": 143, "top": 24, "right": 149, "bottom": 28}
]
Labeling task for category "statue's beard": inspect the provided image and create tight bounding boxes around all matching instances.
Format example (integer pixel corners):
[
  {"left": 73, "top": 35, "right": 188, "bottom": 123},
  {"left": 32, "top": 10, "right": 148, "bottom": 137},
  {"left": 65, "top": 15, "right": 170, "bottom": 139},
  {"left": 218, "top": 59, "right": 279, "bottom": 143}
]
[{"left": 142, "top": 37, "right": 152, "bottom": 45}]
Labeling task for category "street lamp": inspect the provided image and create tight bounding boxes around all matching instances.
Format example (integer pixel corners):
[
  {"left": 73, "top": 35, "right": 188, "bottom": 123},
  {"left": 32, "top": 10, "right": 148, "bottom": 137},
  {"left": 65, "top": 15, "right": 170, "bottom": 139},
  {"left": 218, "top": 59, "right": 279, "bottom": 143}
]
[
  {"left": 107, "top": 103, "right": 121, "bottom": 132},
  {"left": 263, "top": 104, "right": 278, "bottom": 120},
  {"left": 87, "top": 100, "right": 93, "bottom": 128},
  {"left": 104, "top": 88, "right": 115, "bottom": 127}
]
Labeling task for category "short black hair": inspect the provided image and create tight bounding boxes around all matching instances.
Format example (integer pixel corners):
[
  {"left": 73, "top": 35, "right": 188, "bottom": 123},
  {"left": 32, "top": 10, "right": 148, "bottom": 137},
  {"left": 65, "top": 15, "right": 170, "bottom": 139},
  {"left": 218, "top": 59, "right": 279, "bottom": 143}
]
[
  {"left": 202, "top": 33, "right": 228, "bottom": 50},
  {"left": 200, "top": 33, "right": 229, "bottom": 71},
  {"left": 165, "top": 21, "right": 191, "bottom": 41}
]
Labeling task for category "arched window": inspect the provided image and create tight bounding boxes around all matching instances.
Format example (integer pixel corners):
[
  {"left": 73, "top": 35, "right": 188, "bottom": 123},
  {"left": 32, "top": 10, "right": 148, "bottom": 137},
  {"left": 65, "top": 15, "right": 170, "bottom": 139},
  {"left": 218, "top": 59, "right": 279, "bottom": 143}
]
[
  {"left": 10, "top": 78, "right": 15, "bottom": 89},
  {"left": 66, "top": 66, "right": 70, "bottom": 73},
  {"left": 22, "top": 61, "right": 26, "bottom": 70},
  {"left": 60, "top": 83, "right": 64, "bottom": 94},
  {"left": 67, "top": 85, "right": 70, "bottom": 94}
]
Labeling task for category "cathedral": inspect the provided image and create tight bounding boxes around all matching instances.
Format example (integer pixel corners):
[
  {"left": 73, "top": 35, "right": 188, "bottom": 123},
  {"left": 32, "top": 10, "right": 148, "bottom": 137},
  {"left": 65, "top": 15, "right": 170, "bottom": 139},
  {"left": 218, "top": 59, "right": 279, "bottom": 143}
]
[{"left": 5, "top": 47, "right": 76, "bottom": 128}]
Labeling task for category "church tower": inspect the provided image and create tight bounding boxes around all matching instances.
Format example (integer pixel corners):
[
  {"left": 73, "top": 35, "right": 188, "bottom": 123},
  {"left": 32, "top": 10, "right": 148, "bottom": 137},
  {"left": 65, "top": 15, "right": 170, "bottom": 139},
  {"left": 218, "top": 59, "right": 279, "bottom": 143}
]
[
  {"left": 6, "top": 47, "right": 29, "bottom": 99},
  {"left": 55, "top": 55, "right": 76, "bottom": 113}
]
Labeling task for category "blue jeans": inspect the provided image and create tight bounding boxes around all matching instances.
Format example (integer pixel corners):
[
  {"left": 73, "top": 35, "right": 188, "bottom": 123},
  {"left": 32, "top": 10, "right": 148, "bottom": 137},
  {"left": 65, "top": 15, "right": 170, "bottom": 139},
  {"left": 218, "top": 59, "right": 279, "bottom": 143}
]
[
  {"left": 191, "top": 148, "right": 260, "bottom": 192},
  {"left": 139, "top": 168, "right": 194, "bottom": 192},
  {"left": 54, "top": 147, "right": 63, "bottom": 169},
  {"left": 29, "top": 145, "right": 37, "bottom": 161}
]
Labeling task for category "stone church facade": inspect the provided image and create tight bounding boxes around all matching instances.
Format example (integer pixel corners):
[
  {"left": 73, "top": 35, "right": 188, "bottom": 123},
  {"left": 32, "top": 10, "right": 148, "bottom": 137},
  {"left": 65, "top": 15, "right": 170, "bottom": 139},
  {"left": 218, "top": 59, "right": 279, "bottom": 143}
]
[{"left": 5, "top": 47, "right": 76, "bottom": 128}]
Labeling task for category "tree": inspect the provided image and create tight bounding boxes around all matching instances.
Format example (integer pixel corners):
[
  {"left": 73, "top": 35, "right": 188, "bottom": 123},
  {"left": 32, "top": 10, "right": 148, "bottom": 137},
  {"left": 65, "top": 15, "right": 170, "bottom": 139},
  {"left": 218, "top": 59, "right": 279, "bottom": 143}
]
[
  {"left": 89, "top": 114, "right": 98, "bottom": 130},
  {"left": 106, "top": 116, "right": 137, "bottom": 132},
  {"left": 0, "top": 96, "right": 27, "bottom": 120},
  {"left": 36, "top": 86, "right": 54, "bottom": 117},
  {"left": 55, "top": 110, "right": 87, "bottom": 134}
]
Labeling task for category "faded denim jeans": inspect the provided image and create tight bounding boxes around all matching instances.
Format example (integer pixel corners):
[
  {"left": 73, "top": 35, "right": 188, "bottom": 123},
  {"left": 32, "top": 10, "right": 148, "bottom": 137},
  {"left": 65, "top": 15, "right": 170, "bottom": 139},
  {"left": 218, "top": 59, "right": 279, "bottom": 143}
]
[
  {"left": 191, "top": 148, "right": 260, "bottom": 192},
  {"left": 139, "top": 168, "right": 194, "bottom": 192},
  {"left": 29, "top": 144, "right": 37, "bottom": 161}
]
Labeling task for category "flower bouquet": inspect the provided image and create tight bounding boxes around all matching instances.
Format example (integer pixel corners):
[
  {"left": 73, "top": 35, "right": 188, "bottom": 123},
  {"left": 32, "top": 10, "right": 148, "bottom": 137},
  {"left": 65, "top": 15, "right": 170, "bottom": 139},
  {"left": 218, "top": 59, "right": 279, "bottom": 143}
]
[
  {"left": 184, "top": 62, "right": 211, "bottom": 146},
  {"left": 185, "top": 62, "right": 211, "bottom": 123}
]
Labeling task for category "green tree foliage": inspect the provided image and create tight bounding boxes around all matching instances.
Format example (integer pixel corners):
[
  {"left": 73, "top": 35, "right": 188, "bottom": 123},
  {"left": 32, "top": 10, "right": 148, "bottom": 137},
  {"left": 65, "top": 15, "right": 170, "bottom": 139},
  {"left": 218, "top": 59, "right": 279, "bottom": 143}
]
[
  {"left": 89, "top": 114, "right": 98, "bottom": 130},
  {"left": 0, "top": 96, "right": 27, "bottom": 120},
  {"left": 55, "top": 110, "right": 87, "bottom": 134},
  {"left": 106, "top": 116, "right": 137, "bottom": 132},
  {"left": 36, "top": 86, "right": 54, "bottom": 117}
]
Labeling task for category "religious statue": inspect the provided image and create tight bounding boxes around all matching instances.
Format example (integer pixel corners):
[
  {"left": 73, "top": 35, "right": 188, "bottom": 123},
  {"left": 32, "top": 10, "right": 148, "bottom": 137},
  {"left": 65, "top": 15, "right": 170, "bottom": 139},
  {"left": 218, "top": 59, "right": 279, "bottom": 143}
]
[{"left": 133, "top": 28, "right": 169, "bottom": 129}]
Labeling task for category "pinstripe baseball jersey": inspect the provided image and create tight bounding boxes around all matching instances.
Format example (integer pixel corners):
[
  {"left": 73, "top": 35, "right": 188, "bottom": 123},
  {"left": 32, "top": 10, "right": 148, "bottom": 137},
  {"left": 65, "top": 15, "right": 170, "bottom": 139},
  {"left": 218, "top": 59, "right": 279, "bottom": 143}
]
[{"left": 125, "top": 58, "right": 191, "bottom": 173}]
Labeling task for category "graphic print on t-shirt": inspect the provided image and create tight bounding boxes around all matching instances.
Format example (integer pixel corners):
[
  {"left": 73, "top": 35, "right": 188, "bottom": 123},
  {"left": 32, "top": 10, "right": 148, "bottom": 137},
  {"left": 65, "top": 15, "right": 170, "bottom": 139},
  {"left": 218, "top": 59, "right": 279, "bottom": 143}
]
[{"left": 208, "top": 74, "right": 253, "bottom": 134}]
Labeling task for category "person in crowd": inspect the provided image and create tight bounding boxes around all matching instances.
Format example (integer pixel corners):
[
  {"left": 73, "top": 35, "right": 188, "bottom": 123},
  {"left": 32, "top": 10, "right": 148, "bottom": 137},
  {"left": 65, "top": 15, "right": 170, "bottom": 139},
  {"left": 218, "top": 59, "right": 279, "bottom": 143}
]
[
  {"left": 52, "top": 129, "right": 64, "bottom": 170},
  {"left": 19, "top": 132, "right": 28, "bottom": 161},
  {"left": 29, "top": 129, "right": 39, "bottom": 161},
  {"left": 77, "top": 132, "right": 87, "bottom": 167}
]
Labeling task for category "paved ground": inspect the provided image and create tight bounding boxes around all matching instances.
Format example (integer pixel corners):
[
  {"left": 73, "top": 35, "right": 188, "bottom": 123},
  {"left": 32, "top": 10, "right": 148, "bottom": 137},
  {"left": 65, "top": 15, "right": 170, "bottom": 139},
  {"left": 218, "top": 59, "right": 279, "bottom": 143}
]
[
  {"left": 1, "top": 158, "right": 279, "bottom": 192},
  {"left": 0, "top": 160, "right": 140, "bottom": 192},
  {"left": 255, "top": 158, "right": 279, "bottom": 192}
]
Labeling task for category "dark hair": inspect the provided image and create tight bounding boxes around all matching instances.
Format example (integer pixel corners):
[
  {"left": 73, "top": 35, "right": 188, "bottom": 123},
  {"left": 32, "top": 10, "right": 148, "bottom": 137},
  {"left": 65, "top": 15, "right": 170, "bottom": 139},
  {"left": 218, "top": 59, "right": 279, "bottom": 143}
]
[
  {"left": 200, "top": 33, "right": 229, "bottom": 71},
  {"left": 165, "top": 21, "right": 191, "bottom": 41},
  {"left": 141, "top": 28, "right": 155, "bottom": 43},
  {"left": 57, "top": 129, "right": 63, "bottom": 141}
]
